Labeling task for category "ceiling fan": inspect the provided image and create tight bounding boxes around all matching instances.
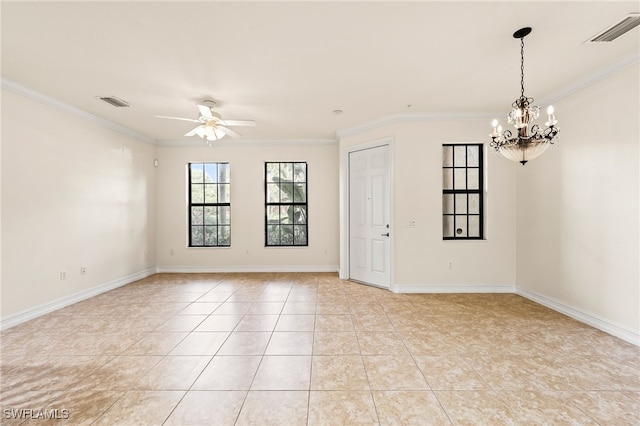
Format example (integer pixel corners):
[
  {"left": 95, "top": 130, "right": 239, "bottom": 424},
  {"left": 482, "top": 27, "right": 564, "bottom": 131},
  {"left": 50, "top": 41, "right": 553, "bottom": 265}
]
[{"left": 156, "top": 100, "right": 256, "bottom": 141}]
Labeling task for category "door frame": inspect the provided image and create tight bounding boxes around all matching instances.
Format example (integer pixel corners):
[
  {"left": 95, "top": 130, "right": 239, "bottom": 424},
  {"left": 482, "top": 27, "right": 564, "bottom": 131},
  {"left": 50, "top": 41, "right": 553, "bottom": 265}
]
[{"left": 339, "top": 136, "right": 395, "bottom": 288}]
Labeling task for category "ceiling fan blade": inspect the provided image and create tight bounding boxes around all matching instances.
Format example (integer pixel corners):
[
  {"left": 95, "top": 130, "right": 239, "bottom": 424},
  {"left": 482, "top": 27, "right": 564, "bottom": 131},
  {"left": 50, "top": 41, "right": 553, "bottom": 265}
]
[
  {"left": 155, "top": 115, "right": 200, "bottom": 123},
  {"left": 185, "top": 125, "right": 205, "bottom": 137},
  {"left": 197, "top": 104, "right": 214, "bottom": 119},
  {"left": 218, "top": 125, "right": 241, "bottom": 139},
  {"left": 218, "top": 119, "right": 257, "bottom": 127}
]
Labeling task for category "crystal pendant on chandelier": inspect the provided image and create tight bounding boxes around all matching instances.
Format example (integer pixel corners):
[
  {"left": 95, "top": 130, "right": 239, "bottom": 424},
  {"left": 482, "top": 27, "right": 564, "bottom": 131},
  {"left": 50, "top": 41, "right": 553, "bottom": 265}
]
[{"left": 490, "top": 27, "right": 559, "bottom": 165}]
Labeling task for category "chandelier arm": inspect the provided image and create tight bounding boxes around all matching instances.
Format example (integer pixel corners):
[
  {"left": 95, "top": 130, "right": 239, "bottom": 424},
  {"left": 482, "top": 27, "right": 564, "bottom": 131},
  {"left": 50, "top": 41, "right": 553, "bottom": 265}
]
[
  {"left": 530, "top": 124, "right": 540, "bottom": 135},
  {"left": 544, "top": 126, "right": 559, "bottom": 142}
]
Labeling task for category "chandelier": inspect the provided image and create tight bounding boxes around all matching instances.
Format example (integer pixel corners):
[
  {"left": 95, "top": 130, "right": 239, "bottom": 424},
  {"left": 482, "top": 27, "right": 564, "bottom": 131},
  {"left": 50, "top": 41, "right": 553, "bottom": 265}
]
[{"left": 490, "top": 27, "right": 559, "bottom": 165}]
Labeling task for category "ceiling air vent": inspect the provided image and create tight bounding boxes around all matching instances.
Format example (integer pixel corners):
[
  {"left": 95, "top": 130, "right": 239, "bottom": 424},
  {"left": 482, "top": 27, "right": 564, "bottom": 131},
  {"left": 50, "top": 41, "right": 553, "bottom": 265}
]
[
  {"left": 588, "top": 13, "right": 640, "bottom": 42},
  {"left": 99, "top": 96, "right": 130, "bottom": 107}
]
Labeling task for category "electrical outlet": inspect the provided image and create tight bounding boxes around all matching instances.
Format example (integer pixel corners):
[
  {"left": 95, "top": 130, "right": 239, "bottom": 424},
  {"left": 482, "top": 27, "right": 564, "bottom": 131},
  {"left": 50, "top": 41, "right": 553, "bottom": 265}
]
[
  {"left": 170, "top": 249, "right": 175, "bottom": 256},
  {"left": 408, "top": 220, "right": 417, "bottom": 227},
  {"left": 60, "top": 271, "right": 66, "bottom": 280},
  {"left": 80, "top": 266, "right": 86, "bottom": 275},
  {"left": 448, "top": 261, "right": 453, "bottom": 269}
]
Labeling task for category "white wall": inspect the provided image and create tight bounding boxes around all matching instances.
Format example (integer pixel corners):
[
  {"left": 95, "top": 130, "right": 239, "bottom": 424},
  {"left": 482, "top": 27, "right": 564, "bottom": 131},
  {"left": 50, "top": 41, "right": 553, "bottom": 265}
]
[
  {"left": 516, "top": 63, "right": 640, "bottom": 334},
  {"left": 339, "top": 119, "right": 518, "bottom": 291},
  {"left": 155, "top": 143, "right": 339, "bottom": 271},
  {"left": 1, "top": 89, "right": 157, "bottom": 319},
  {"left": 3, "top": 62, "right": 637, "bottom": 342}
]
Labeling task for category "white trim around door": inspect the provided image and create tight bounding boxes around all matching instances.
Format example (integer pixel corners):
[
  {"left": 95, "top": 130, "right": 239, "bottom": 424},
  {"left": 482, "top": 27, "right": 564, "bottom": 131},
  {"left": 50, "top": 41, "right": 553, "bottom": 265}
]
[{"left": 339, "top": 137, "right": 394, "bottom": 288}]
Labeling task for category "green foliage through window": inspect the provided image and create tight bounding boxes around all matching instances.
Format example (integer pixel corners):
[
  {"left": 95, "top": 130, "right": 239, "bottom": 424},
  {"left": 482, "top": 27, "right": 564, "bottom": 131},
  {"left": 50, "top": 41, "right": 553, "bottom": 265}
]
[
  {"left": 189, "top": 162, "right": 231, "bottom": 247},
  {"left": 265, "top": 162, "right": 308, "bottom": 246}
]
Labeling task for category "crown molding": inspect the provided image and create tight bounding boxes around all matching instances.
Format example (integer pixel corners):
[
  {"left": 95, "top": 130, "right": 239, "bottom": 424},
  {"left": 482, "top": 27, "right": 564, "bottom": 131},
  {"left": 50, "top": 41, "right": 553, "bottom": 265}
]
[
  {"left": 155, "top": 138, "right": 338, "bottom": 148},
  {"left": 0, "top": 77, "right": 338, "bottom": 148},
  {"left": 337, "top": 50, "right": 640, "bottom": 139},
  {"left": 336, "top": 112, "right": 492, "bottom": 138},
  {"left": 538, "top": 49, "right": 639, "bottom": 107},
  {"left": 5, "top": 49, "right": 638, "bottom": 146},
  {"left": 1, "top": 77, "right": 157, "bottom": 145}
]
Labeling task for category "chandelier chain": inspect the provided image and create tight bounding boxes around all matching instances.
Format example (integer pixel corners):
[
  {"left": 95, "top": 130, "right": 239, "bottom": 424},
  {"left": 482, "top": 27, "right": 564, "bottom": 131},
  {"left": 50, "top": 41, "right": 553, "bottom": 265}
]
[{"left": 520, "top": 37, "right": 525, "bottom": 99}]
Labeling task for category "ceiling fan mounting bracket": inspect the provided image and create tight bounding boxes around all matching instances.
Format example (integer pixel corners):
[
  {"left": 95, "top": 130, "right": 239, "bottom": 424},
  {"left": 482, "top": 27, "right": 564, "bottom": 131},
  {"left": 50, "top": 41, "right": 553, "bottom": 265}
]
[{"left": 202, "top": 100, "right": 217, "bottom": 108}]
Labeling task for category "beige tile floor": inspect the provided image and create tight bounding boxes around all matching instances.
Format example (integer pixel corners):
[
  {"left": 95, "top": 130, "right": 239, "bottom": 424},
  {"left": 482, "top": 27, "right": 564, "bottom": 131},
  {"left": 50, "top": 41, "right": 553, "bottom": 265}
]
[{"left": 1, "top": 273, "right": 639, "bottom": 425}]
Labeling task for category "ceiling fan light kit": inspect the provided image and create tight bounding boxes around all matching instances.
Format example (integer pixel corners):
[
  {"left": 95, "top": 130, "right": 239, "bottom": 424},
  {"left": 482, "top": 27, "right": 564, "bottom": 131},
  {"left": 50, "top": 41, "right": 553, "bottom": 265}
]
[
  {"left": 156, "top": 100, "right": 256, "bottom": 144},
  {"left": 490, "top": 27, "right": 559, "bottom": 165}
]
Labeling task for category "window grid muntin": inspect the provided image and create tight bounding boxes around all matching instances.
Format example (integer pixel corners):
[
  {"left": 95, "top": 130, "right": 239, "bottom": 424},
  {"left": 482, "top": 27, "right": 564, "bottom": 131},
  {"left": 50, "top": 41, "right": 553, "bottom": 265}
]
[
  {"left": 443, "top": 144, "right": 483, "bottom": 240},
  {"left": 188, "top": 162, "right": 231, "bottom": 247},
  {"left": 265, "top": 162, "right": 308, "bottom": 247}
]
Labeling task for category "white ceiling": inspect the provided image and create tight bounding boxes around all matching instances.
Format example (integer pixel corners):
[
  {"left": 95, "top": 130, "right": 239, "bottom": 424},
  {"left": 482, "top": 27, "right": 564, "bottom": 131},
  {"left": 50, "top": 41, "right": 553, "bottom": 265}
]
[{"left": 2, "top": 1, "right": 638, "bottom": 144}]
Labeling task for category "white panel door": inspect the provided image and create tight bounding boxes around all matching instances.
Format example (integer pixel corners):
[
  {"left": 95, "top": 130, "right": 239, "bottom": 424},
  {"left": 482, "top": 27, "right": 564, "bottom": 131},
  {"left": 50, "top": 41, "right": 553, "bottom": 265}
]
[{"left": 349, "top": 145, "right": 390, "bottom": 288}]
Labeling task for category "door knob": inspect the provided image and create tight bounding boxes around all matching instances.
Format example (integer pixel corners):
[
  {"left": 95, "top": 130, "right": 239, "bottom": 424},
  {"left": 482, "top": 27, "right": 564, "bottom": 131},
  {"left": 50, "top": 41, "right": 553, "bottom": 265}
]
[{"left": 381, "top": 232, "right": 389, "bottom": 237}]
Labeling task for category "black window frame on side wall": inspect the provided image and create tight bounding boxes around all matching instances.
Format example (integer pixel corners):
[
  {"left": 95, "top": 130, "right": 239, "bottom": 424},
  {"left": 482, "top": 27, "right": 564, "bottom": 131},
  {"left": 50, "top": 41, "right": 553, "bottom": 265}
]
[
  {"left": 442, "top": 144, "right": 484, "bottom": 240},
  {"left": 188, "top": 162, "right": 231, "bottom": 247},
  {"left": 264, "top": 162, "right": 308, "bottom": 247}
]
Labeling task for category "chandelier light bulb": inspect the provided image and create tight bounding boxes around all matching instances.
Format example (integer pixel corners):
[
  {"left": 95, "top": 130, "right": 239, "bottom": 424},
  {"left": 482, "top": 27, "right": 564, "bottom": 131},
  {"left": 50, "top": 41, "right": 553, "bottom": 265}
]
[
  {"left": 490, "top": 119, "right": 500, "bottom": 137},
  {"left": 545, "top": 105, "right": 558, "bottom": 127}
]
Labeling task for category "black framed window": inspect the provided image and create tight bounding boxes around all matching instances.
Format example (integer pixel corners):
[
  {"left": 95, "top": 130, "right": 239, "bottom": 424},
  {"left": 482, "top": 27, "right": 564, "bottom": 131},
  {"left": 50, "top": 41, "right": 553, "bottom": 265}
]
[
  {"left": 265, "top": 162, "right": 308, "bottom": 246},
  {"left": 443, "top": 144, "right": 484, "bottom": 239},
  {"left": 188, "top": 162, "right": 231, "bottom": 247}
]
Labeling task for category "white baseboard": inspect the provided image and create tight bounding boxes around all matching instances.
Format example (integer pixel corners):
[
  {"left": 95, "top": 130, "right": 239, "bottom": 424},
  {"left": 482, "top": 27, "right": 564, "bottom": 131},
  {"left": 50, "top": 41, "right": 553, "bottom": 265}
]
[
  {"left": 0, "top": 268, "right": 157, "bottom": 331},
  {"left": 3, "top": 269, "right": 637, "bottom": 347},
  {"left": 392, "top": 283, "right": 516, "bottom": 294},
  {"left": 391, "top": 282, "right": 638, "bottom": 347},
  {"left": 156, "top": 265, "right": 339, "bottom": 273},
  {"left": 516, "top": 286, "right": 640, "bottom": 347}
]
